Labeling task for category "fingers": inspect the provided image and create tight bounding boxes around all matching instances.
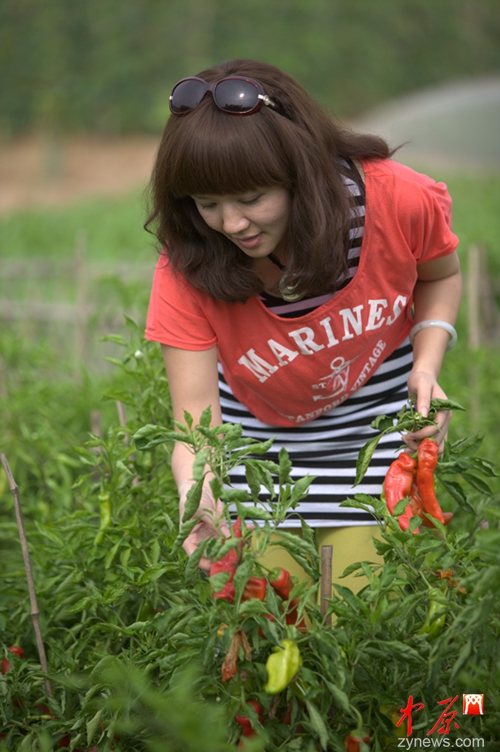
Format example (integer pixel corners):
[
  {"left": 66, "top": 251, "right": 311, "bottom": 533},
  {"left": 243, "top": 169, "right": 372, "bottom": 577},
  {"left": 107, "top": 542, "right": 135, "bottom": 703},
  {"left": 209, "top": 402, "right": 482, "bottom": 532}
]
[
  {"left": 405, "top": 371, "right": 452, "bottom": 453},
  {"left": 402, "top": 409, "right": 451, "bottom": 453}
]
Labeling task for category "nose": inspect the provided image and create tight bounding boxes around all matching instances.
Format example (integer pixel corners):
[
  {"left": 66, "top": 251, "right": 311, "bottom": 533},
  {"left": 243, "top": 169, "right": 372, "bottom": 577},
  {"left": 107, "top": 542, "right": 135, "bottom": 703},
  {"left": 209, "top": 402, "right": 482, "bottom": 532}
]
[{"left": 220, "top": 203, "right": 250, "bottom": 235}]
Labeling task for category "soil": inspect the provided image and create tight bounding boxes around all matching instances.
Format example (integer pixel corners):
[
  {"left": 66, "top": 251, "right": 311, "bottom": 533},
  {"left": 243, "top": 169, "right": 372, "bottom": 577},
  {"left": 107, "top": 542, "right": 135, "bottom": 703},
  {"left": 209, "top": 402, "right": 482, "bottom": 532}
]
[{"left": 0, "top": 135, "right": 160, "bottom": 214}]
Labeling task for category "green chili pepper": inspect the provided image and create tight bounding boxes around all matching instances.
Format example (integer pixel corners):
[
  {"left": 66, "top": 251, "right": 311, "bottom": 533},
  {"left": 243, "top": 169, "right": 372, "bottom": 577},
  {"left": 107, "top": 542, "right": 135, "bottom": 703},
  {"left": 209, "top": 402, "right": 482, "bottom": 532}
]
[
  {"left": 264, "top": 639, "right": 301, "bottom": 695},
  {"left": 419, "top": 587, "right": 447, "bottom": 639},
  {"left": 95, "top": 492, "right": 112, "bottom": 545}
]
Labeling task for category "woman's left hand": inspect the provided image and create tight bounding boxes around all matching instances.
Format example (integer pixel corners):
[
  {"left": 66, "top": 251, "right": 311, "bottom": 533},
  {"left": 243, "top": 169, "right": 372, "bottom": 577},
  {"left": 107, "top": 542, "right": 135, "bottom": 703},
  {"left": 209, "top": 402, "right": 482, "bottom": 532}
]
[{"left": 402, "top": 370, "right": 451, "bottom": 453}]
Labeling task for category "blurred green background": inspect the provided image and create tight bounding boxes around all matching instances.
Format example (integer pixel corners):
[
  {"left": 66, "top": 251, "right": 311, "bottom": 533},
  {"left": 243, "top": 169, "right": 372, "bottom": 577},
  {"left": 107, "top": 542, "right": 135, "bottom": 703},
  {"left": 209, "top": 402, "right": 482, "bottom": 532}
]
[
  {"left": 0, "top": 0, "right": 499, "bottom": 470},
  {"left": 1, "top": 0, "right": 499, "bottom": 137}
]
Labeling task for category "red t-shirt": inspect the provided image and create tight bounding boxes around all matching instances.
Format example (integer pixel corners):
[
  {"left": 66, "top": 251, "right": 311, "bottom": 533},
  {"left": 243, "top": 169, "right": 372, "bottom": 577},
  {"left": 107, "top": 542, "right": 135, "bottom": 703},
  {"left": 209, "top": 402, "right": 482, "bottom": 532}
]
[{"left": 146, "top": 159, "right": 459, "bottom": 427}]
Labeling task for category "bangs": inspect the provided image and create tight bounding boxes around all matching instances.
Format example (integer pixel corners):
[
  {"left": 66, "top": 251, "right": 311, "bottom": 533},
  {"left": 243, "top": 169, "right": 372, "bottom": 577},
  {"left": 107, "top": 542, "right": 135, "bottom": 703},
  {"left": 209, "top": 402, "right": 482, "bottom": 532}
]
[{"left": 164, "top": 104, "right": 292, "bottom": 198}]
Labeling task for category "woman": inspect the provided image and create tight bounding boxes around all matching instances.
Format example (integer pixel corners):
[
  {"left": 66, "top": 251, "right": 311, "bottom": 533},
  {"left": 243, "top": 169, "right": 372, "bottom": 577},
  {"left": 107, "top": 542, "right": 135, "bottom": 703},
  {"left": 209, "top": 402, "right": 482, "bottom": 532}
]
[{"left": 144, "top": 59, "right": 461, "bottom": 580}]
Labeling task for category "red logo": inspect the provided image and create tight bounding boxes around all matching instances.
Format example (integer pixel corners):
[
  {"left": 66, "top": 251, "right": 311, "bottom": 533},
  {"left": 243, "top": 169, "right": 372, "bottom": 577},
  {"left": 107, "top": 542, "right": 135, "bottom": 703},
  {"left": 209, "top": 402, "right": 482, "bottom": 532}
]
[{"left": 462, "top": 694, "right": 484, "bottom": 715}]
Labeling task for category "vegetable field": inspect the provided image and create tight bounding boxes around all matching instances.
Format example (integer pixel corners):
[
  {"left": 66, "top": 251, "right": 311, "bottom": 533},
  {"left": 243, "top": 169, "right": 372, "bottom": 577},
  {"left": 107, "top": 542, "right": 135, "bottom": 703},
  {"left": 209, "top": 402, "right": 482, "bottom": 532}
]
[{"left": 1, "top": 171, "right": 500, "bottom": 750}]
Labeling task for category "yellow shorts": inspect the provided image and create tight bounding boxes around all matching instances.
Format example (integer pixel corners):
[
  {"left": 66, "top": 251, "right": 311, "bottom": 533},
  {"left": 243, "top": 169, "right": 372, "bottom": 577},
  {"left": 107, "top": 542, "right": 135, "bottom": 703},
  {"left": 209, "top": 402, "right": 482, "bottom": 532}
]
[{"left": 258, "top": 525, "right": 384, "bottom": 594}]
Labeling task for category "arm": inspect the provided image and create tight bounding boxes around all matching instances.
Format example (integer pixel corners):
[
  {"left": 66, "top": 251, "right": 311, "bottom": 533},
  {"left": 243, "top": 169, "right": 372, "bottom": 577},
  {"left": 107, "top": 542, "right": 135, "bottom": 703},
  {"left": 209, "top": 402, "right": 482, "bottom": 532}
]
[
  {"left": 162, "top": 344, "right": 229, "bottom": 570},
  {"left": 403, "top": 250, "right": 462, "bottom": 452}
]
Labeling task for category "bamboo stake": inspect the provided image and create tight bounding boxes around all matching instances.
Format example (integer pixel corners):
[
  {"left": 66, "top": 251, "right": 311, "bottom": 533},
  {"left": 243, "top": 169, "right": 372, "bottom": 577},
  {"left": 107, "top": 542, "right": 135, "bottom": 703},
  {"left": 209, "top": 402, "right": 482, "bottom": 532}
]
[
  {"left": 467, "top": 245, "right": 481, "bottom": 351},
  {"left": 467, "top": 246, "right": 481, "bottom": 427},
  {"left": 0, "top": 454, "right": 53, "bottom": 699},
  {"left": 74, "top": 230, "right": 89, "bottom": 368},
  {"left": 0, "top": 355, "right": 8, "bottom": 400},
  {"left": 116, "top": 400, "right": 129, "bottom": 441},
  {"left": 320, "top": 545, "right": 333, "bottom": 627}
]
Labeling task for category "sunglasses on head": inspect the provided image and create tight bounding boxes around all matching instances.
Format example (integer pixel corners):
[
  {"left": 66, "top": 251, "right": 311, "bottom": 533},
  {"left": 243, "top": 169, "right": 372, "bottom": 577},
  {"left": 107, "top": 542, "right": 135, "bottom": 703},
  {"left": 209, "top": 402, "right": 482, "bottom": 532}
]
[{"left": 169, "top": 76, "right": 279, "bottom": 116}]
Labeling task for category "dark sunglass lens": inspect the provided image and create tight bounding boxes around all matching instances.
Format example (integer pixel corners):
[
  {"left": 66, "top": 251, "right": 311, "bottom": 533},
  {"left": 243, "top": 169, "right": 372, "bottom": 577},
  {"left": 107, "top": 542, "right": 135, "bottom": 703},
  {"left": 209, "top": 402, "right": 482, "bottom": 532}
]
[
  {"left": 214, "top": 79, "right": 259, "bottom": 113},
  {"left": 170, "top": 79, "right": 207, "bottom": 114}
]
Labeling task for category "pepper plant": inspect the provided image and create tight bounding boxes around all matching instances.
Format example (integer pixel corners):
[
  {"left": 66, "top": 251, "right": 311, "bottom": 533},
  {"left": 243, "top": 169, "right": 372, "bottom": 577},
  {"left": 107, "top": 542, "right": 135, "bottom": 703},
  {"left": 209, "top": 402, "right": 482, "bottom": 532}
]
[{"left": 1, "top": 330, "right": 499, "bottom": 750}]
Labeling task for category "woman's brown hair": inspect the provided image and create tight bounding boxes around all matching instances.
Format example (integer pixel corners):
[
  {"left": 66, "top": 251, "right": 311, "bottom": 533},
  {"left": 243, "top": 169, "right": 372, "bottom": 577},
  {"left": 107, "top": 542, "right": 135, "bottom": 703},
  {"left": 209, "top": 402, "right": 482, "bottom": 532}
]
[{"left": 145, "top": 59, "right": 391, "bottom": 302}]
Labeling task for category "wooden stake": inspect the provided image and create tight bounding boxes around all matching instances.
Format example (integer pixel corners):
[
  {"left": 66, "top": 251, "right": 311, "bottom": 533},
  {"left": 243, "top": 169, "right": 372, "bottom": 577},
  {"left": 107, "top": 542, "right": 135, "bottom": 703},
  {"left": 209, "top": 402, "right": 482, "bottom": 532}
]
[
  {"left": 467, "top": 246, "right": 481, "bottom": 427},
  {"left": 0, "top": 454, "right": 54, "bottom": 699},
  {"left": 0, "top": 355, "right": 8, "bottom": 400},
  {"left": 320, "top": 545, "right": 333, "bottom": 626},
  {"left": 116, "top": 400, "right": 129, "bottom": 440},
  {"left": 74, "top": 230, "right": 89, "bottom": 368}
]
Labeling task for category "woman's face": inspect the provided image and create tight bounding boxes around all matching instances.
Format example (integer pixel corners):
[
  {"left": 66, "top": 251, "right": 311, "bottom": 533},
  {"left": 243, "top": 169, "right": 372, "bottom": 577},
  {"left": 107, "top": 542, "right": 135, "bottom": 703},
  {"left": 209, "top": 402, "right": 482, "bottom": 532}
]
[{"left": 191, "top": 187, "right": 291, "bottom": 261}]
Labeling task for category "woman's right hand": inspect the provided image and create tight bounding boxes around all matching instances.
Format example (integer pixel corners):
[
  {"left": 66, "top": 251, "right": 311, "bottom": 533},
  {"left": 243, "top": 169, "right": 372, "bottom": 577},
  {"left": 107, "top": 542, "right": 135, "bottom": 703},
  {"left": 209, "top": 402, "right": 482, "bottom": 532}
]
[{"left": 179, "top": 483, "right": 231, "bottom": 574}]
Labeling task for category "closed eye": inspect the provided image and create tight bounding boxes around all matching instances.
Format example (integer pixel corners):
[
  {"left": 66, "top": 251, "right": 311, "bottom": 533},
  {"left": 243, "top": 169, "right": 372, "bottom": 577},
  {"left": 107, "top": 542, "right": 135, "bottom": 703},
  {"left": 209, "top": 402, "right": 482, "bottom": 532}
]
[{"left": 240, "top": 194, "right": 262, "bottom": 205}]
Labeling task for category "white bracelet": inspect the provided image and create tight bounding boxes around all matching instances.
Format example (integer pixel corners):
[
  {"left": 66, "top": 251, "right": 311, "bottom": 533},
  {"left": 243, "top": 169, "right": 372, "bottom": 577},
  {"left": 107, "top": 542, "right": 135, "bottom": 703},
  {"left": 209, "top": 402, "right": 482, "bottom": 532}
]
[{"left": 409, "top": 320, "right": 458, "bottom": 351}]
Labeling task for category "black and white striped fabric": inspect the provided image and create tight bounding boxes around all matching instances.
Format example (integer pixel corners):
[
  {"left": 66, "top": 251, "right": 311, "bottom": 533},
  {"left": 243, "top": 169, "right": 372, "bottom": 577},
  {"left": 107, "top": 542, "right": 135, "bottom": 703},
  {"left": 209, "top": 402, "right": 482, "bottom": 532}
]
[{"left": 219, "top": 160, "right": 412, "bottom": 526}]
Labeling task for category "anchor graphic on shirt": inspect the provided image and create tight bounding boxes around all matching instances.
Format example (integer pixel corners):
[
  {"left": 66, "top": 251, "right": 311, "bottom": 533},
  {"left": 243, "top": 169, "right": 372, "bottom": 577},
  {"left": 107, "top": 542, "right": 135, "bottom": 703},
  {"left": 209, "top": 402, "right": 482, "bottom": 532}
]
[{"left": 312, "top": 356, "right": 354, "bottom": 401}]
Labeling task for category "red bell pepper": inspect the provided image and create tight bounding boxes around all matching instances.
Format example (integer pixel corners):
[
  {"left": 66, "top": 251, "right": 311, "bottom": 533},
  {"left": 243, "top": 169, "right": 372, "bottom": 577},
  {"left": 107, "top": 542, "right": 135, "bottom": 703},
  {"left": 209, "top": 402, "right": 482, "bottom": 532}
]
[
  {"left": 345, "top": 730, "right": 370, "bottom": 751},
  {"left": 235, "top": 701, "right": 264, "bottom": 737},
  {"left": 242, "top": 576, "right": 267, "bottom": 602},
  {"left": 210, "top": 545, "right": 238, "bottom": 602},
  {"left": 1, "top": 646, "right": 24, "bottom": 675},
  {"left": 285, "top": 597, "right": 307, "bottom": 633},
  {"left": 270, "top": 567, "right": 293, "bottom": 600}
]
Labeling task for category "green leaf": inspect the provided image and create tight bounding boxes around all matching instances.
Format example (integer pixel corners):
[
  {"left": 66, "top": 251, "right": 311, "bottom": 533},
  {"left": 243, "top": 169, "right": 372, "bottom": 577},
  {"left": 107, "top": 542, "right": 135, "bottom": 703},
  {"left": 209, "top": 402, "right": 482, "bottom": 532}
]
[
  {"left": 182, "top": 478, "right": 203, "bottom": 523},
  {"left": 290, "top": 475, "right": 314, "bottom": 502},
  {"left": 209, "top": 571, "right": 231, "bottom": 594},
  {"left": 393, "top": 497, "right": 410, "bottom": 516},
  {"left": 339, "top": 494, "right": 377, "bottom": 513},
  {"left": 86, "top": 709, "right": 103, "bottom": 745},
  {"left": 354, "top": 434, "right": 384, "bottom": 485},
  {"left": 192, "top": 449, "right": 209, "bottom": 482},
  {"left": 173, "top": 518, "right": 198, "bottom": 553},
  {"left": 449, "top": 434, "right": 484, "bottom": 457},
  {"left": 437, "top": 477, "right": 476, "bottom": 514},
  {"left": 247, "top": 437, "right": 275, "bottom": 456},
  {"left": 133, "top": 424, "right": 176, "bottom": 450},
  {"left": 274, "top": 530, "right": 318, "bottom": 561},
  {"left": 271, "top": 540, "right": 318, "bottom": 578},
  {"left": 323, "top": 680, "right": 350, "bottom": 712},
  {"left": 306, "top": 701, "right": 329, "bottom": 749},
  {"left": 235, "top": 501, "right": 273, "bottom": 521},
  {"left": 233, "top": 557, "right": 254, "bottom": 596},
  {"left": 370, "top": 414, "right": 395, "bottom": 431},
  {"left": 199, "top": 405, "right": 212, "bottom": 428},
  {"left": 429, "top": 398, "right": 466, "bottom": 413},
  {"left": 461, "top": 471, "right": 493, "bottom": 497},
  {"left": 219, "top": 488, "right": 251, "bottom": 504},
  {"left": 105, "top": 539, "right": 122, "bottom": 569},
  {"left": 278, "top": 447, "right": 293, "bottom": 485}
]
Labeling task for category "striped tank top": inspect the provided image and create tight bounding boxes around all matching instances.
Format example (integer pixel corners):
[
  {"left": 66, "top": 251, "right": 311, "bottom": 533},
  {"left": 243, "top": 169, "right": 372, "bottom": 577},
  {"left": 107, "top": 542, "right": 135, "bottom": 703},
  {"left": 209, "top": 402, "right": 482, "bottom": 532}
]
[{"left": 220, "top": 159, "right": 412, "bottom": 527}]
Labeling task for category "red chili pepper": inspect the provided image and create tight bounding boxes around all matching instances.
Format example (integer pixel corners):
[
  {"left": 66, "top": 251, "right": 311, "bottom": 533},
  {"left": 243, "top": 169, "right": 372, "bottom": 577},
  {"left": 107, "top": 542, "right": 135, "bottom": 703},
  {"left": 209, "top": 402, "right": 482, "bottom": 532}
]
[
  {"left": 285, "top": 597, "right": 307, "bottom": 632},
  {"left": 410, "top": 480, "right": 453, "bottom": 528},
  {"left": 270, "top": 567, "right": 293, "bottom": 600},
  {"left": 383, "top": 452, "right": 418, "bottom": 531},
  {"left": 242, "top": 576, "right": 267, "bottom": 602},
  {"left": 344, "top": 730, "right": 370, "bottom": 751},
  {"left": 235, "top": 701, "right": 263, "bottom": 737},
  {"left": 210, "top": 545, "right": 238, "bottom": 601},
  {"left": 1, "top": 646, "right": 25, "bottom": 675},
  {"left": 416, "top": 439, "right": 445, "bottom": 524}
]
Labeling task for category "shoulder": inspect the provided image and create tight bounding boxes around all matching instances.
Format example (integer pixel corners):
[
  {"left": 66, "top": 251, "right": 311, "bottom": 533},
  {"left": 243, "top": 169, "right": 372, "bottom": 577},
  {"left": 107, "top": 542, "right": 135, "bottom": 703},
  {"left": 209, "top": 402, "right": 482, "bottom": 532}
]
[
  {"left": 151, "top": 252, "right": 207, "bottom": 302},
  {"left": 361, "top": 158, "right": 453, "bottom": 224}
]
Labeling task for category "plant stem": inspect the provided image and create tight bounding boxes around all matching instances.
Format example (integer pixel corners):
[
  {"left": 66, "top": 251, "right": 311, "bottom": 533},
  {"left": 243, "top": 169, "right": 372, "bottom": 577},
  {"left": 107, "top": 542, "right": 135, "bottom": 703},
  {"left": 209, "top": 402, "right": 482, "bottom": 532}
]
[{"left": 0, "top": 453, "right": 54, "bottom": 699}]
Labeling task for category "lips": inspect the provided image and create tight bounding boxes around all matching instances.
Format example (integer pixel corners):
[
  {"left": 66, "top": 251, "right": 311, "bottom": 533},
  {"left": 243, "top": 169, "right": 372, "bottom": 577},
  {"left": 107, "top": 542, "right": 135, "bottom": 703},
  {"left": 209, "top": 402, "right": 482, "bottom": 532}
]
[{"left": 234, "top": 233, "right": 262, "bottom": 249}]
